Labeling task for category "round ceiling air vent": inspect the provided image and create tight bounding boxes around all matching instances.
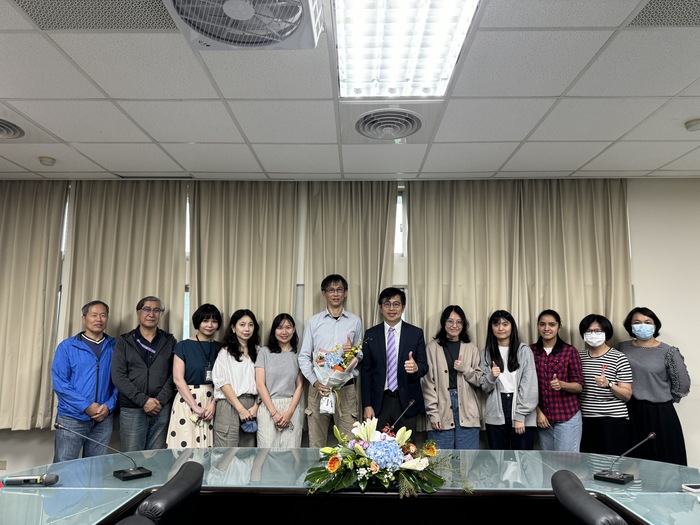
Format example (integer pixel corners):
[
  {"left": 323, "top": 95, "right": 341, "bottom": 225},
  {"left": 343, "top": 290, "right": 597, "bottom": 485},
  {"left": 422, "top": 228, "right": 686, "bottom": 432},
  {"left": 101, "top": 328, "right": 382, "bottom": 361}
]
[
  {"left": 355, "top": 108, "right": 423, "bottom": 140},
  {"left": 0, "top": 119, "right": 25, "bottom": 139}
]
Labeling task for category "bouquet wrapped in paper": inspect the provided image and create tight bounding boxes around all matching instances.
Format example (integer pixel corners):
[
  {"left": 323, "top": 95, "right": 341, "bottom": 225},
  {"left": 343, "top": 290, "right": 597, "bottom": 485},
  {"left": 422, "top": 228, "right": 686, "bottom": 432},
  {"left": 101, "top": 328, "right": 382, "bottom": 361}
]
[{"left": 313, "top": 342, "right": 362, "bottom": 414}]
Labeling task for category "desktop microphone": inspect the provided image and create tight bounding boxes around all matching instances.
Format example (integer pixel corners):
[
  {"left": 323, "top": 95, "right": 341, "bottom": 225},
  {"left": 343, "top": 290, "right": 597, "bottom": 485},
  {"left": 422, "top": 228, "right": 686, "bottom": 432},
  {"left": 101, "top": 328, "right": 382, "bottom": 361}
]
[
  {"left": 2, "top": 473, "right": 59, "bottom": 487},
  {"left": 594, "top": 432, "right": 656, "bottom": 484},
  {"left": 54, "top": 423, "right": 152, "bottom": 481}
]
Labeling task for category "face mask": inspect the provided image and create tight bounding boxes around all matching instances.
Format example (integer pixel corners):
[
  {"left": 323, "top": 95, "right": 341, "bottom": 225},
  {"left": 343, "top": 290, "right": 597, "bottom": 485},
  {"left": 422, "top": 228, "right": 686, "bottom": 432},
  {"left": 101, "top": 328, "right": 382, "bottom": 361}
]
[
  {"left": 632, "top": 324, "right": 655, "bottom": 340},
  {"left": 584, "top": 332, "right": 606, "bottom": 347}
]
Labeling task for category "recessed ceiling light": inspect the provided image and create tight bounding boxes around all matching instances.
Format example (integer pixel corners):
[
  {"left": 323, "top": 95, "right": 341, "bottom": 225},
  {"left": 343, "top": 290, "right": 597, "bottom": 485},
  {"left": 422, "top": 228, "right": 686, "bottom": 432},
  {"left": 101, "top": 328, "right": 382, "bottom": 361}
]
[{"left": 334, "top": 0, "right": 480, "bottom": 98}]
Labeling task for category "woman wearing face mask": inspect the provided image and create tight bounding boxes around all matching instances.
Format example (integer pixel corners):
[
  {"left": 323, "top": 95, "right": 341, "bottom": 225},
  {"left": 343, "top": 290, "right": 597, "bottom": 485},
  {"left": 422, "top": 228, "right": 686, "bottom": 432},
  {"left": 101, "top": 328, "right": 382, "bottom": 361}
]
[
  {"left": 618, "top": 306, "right": 691, "bottom": 466},
  {"left": 577, "top": 314, "right": 633, "bottom": 456}
]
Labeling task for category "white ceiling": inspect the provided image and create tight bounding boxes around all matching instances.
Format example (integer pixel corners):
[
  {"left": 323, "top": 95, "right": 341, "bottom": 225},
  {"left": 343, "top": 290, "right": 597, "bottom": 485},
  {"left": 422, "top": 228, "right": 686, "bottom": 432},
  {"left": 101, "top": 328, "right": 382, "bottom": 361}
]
[{"left": 1, "top": 0, "right": 700, "bottom": 181}]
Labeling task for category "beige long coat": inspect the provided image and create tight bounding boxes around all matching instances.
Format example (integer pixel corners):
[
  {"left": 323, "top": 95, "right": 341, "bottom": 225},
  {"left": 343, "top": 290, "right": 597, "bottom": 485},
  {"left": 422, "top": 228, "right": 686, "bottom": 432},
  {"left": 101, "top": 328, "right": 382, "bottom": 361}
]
[{"left": 421, "top": 339, "right": 484, "bottom": 429}]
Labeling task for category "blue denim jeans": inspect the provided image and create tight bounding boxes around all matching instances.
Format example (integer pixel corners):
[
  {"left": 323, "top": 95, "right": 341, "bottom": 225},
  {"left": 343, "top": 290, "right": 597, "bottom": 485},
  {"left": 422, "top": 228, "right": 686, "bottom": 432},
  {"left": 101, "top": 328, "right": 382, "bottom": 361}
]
[
  {"left": 428, "top": 389, "right": 480, "bottom": 450},
  {"left": 119, "top": 404, "right": 171, "bottom": 452},
  {"left": 54, "top": 413, "right": 114, "bottom": 462},
  {"left": 538, "top": 410, "right": 582, "bottom": 452}
]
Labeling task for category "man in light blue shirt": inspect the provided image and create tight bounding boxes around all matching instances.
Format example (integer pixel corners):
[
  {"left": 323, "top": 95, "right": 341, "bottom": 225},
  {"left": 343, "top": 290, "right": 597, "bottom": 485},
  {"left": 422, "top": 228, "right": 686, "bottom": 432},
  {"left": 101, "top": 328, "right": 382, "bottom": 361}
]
[{"left": 299, "top": 274, "right": 363, "bottom": 448}]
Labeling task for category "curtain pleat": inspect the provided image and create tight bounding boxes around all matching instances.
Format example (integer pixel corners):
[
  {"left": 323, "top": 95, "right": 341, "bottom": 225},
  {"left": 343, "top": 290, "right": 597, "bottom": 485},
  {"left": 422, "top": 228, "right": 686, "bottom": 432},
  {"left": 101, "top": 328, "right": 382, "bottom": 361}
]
[
  {"left": 63, "top": 180, "right": 187, "bottom": 341},
  {"left": 303, "top": 181, "right": 397, "bottom": 329},
  {"left": 0, "top": 181, "right": 68, "bottom": 429},
  {"left": 189, "top": 181, "right": 299, "bottom": 335},
  {"left": 406, "top": 179, "right": 632, "bottom": 348}
]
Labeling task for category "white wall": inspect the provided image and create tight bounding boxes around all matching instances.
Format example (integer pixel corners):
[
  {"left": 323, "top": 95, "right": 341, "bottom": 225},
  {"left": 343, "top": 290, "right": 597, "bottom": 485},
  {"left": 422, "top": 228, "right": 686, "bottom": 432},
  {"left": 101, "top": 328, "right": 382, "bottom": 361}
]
[
  {"left": 1, "top": 178, "right": 698, "bottom": 473},
  {"left": 626, "top": 178, "right": 700, "bottom": 467}
]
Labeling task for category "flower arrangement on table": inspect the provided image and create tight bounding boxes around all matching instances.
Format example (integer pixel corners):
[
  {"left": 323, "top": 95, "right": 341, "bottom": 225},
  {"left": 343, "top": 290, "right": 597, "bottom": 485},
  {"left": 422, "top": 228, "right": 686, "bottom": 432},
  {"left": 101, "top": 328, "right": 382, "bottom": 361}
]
[
  {"left": 305, "top": 418, "right": 469, "bottom": 498},
  {"left": 313, "top": 340, "right": 363, "bottom": 414}
]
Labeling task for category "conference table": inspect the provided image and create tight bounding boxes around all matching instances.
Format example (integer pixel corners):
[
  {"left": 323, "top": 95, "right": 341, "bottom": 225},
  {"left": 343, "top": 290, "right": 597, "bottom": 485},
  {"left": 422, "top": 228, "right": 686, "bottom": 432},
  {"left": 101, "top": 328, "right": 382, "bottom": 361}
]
[{"left": 1, "top": 447, "right": 699, "bottom": 524}]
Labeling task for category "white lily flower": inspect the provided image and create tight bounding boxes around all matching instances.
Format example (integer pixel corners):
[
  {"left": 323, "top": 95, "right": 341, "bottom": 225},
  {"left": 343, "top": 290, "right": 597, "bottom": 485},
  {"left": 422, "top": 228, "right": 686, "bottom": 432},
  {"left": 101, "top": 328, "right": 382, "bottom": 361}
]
[
  {"left": 395, "top": 426, "right": 412, "bottom": 446},
  {"left": 353, "top": 418, "right": 379, "bottom": 442},
  {"left": 399, "top": 457, "right": 429, "bottom": 471}
]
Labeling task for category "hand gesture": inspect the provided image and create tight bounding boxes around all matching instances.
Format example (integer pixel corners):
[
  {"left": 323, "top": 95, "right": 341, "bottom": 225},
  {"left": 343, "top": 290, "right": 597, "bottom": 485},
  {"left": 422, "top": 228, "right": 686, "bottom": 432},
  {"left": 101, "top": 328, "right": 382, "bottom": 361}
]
[
  {"left": 491, "top": 361, "right": 501, "bottom": 378},
  {"left": 342, "top": 335, "right": 353, "bottom": 353},
  {"left": 550, "top": 373, "right": 560, "bottom": 391},
  {"left": 404, "top": 351, "right": 418, "bottom": 374}
]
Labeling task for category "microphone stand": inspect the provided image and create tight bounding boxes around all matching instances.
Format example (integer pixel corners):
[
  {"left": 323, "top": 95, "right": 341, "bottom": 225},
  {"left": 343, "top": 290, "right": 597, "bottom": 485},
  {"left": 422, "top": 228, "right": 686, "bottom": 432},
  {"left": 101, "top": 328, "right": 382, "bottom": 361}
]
[
  {"left": 594, "top": 432, "right": 656, "bottom": 485},
  {"left": 385, "top": 399, "right": 415, "bottom": 434},
  {"left": 54, "top": 423, "right": 152, "bottom": 481}
]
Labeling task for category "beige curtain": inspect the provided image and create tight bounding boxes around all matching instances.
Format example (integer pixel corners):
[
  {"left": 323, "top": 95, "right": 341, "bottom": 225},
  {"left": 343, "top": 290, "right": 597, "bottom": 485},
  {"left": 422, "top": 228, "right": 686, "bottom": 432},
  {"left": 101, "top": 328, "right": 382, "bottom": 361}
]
[
  {"left": 62, "top": 181, "right": 188, "bottom": 341},
  {"left": 303, "top": 181, "right": 397, "bottom": 330},
  {"left": 0, "top": 181, "right": 68, "bottom": 429},
  {"left": 406, "top": 179, "right": 632, "bottom": 349},
  {"left": 189, "top": 181, "right": 299, "bottom": 337}
]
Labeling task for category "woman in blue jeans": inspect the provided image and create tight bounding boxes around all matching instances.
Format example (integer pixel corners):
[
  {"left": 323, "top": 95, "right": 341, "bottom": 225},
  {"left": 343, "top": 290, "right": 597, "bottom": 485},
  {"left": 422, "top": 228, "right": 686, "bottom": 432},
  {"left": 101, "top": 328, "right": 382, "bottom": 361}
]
[
  {"left": 531, "top": 309, "right": 584, "bottom": 452},
  {"left": 422, "top": 305, "right": 483, "bottom": 449}
]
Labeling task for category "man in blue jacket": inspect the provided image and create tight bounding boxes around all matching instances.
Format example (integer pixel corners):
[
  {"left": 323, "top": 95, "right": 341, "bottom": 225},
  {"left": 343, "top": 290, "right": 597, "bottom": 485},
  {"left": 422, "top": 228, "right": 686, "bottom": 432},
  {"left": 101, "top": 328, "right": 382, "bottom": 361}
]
[{"left": 52, "top": 300, "right": 118, "bottom": 462}]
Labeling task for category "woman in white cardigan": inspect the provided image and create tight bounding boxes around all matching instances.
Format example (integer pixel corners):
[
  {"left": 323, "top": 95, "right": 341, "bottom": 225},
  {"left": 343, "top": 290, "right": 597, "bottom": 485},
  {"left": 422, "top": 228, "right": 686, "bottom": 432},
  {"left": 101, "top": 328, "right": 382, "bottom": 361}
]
[{"left": 421, "top": 305, "right": 484, "bottom": 450}]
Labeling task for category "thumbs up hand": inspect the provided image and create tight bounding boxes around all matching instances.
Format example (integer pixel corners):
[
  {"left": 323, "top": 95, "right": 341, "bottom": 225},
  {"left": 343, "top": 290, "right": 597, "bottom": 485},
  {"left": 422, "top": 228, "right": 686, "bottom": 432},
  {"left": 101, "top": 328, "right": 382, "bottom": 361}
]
[
  {"left": 405, "top": 351, "right": 417, "bottom": 374},
  {"left": 342, "top": 334, "right": 353, "bottom": 353},
  {"left": 491, "top": 361, "right": 501, "bottom": 378},
  {"left": 551, "top": 373, "right": 561, "bottom": 391}
]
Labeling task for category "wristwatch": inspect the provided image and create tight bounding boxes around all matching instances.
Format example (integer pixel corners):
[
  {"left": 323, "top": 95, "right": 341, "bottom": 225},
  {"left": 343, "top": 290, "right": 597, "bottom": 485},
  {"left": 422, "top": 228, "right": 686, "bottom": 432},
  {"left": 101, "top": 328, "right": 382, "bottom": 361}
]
[{"left": 607, "top": 381, "right": 615, "bottom": 390}]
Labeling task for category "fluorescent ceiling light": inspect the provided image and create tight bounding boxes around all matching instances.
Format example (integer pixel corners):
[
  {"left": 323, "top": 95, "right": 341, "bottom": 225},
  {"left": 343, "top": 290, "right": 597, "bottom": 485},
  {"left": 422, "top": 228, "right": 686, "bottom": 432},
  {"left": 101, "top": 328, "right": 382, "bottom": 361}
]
[{"left": 333, "top": 0, "right": 480, "bottom": 98}]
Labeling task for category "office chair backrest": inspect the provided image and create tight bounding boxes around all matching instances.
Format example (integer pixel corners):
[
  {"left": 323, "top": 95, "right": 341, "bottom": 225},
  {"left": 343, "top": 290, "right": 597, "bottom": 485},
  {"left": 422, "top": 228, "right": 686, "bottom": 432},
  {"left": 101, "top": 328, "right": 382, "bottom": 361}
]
[
  {"left": 551, "top": 470, "right": 628, "bottom": 525},
  {"left": 135, "top": 461, "right": 204, "bottom": 525}
]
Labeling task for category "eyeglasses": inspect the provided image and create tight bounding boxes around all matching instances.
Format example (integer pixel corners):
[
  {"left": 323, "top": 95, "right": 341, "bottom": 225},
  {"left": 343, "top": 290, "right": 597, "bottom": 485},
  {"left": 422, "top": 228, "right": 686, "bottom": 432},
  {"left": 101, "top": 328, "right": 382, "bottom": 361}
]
[
  {"left": 446, "top": 320, "right": 463, "bottom": 326},
  {"left": 140, "top": 307, "right": 164, "bottom": 315},
  {"left": 584, "top": 329, "right": 604, "bottom": 335},
  {"left": 324, "top": 287, "right": 345, "bottom": 294},
  {"left": 382, "top": 301, "right": 402, "bottom": 309}
]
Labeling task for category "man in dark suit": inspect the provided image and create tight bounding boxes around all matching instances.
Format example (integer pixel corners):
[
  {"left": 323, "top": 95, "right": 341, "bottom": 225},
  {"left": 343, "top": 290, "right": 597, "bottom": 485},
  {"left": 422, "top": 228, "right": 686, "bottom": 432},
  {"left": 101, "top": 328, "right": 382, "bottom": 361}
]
[{"left": 361, "top": 287, "right": 428, "bottom": 436}]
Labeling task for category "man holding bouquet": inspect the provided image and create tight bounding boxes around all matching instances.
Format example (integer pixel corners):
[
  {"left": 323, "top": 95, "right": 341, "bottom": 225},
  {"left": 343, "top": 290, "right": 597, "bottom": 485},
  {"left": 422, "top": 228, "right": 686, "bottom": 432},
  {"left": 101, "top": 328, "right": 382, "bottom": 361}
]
[{"left": 299, "top": 274, "right": 363, "bottom": 448}]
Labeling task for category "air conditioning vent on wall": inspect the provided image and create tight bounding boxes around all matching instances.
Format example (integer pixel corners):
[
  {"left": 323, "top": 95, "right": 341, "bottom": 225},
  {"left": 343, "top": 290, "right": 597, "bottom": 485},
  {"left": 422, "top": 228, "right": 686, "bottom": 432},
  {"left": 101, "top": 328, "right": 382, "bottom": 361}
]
[{"left": 162, "top": 0, "right": 323, "bottom": 50}]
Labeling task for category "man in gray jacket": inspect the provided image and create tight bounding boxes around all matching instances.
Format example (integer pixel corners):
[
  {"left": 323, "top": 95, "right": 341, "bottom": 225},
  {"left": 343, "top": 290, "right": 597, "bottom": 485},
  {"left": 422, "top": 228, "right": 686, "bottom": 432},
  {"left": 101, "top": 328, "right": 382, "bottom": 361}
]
[{"left": 112, "top": 296, "right": 177, "bottom": 451}]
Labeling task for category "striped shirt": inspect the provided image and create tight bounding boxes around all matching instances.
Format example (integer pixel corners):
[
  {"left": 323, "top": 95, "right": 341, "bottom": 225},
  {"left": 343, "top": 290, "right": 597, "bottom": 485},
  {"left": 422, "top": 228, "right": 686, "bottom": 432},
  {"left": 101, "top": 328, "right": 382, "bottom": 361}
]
[{"left": 578, "top": 347, "right": 633, "bottom": 418}]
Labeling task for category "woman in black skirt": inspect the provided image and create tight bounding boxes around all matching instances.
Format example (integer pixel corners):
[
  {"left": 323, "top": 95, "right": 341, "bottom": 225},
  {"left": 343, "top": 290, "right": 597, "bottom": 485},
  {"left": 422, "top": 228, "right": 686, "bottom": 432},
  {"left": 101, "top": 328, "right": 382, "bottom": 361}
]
[{"left": 618, "top": 306, "right": 691, "bottom": 466}]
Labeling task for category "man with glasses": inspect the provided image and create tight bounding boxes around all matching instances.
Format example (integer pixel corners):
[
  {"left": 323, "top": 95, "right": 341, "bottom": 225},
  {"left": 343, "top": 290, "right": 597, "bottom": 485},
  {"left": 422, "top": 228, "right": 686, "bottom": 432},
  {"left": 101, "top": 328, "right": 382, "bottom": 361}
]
[
  {"left": 361, "top": 287, "right": 428, "bottom": 437},
  {"left": 111, "top": 296, "right": 177, "bottom": 451},
  {"left": 299, "top": 274, "right": 363, "bottom": 448},
  {"left": 52, "top": 300, "right": 118, "bottom": 462}
]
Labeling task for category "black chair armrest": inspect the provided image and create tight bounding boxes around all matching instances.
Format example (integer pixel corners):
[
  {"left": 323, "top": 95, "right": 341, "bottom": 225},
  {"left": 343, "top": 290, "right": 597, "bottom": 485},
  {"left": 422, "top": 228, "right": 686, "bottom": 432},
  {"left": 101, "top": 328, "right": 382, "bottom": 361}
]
[
  {"left": 136, "top": 461, "right": 204, "bottom": 524},
  {"left": 551, "top": 470, "right": 628, "bottom": 525}
]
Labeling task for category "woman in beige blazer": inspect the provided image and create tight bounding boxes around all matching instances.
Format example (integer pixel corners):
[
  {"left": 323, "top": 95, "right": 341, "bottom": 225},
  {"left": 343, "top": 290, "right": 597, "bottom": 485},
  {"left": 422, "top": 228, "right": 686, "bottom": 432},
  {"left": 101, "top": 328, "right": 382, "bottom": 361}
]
[{"left": 421, "top": 305, "right": 484, "bottom": 449}]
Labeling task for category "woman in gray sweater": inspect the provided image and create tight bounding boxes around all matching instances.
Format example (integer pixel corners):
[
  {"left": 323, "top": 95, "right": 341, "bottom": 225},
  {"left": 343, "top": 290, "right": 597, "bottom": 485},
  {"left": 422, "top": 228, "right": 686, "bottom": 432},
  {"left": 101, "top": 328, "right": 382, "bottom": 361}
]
[{"left": 618, "top": 306, "right": 691, "bottom": 466}]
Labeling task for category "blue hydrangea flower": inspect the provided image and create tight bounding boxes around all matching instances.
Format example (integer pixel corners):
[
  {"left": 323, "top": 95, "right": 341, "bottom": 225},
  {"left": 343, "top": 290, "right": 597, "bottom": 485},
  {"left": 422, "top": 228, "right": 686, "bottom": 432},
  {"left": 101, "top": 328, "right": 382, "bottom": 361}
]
[
  {"left": 323, "top": 350, "right": 344, "bottom": 368},
  {"left": 366, "top": 440, "right": 404, "bottom": 471}
]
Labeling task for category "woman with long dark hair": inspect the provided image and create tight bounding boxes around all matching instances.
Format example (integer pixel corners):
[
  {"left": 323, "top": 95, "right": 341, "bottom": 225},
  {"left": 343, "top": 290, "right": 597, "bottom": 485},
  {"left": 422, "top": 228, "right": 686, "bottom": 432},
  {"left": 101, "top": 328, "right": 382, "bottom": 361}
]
[
  {"left": 530, "top": 309, "right": 583, "bottom": 452},
  {"left": 479, "top": 310, "right": 538, "bottom": 450},
  {"left": 422, "top": 305, "right": 483, "bottom": 449},
  {"left": 212, "top": 308, "right": 260, "bottom": 447},
  {"left": 255, "top": 313, "right": 304, "bottom": 447}
]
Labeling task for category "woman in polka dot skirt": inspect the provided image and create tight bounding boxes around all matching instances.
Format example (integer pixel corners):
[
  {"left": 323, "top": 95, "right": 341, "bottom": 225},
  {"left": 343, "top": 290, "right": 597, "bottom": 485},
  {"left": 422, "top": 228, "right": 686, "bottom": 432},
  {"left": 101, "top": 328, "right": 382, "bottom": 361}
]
[{"left": 166, "top": 303, "right": 222, "bottom": 449}]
